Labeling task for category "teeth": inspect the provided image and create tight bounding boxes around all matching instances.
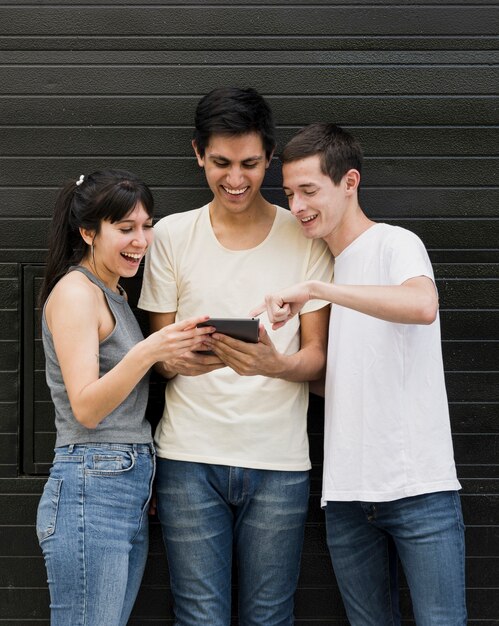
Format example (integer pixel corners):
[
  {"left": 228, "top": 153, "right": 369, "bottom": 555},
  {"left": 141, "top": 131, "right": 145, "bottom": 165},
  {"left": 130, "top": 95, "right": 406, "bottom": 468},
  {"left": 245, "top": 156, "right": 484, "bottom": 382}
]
[
  {"left": 223, "top": 186, "right": 248, "bottom": 196},
  {"left": 302, "top": 215, "right": 317, "bottom": 223},
  {"left": 122, "top": 252, "right": 141, "bottom": 260}
]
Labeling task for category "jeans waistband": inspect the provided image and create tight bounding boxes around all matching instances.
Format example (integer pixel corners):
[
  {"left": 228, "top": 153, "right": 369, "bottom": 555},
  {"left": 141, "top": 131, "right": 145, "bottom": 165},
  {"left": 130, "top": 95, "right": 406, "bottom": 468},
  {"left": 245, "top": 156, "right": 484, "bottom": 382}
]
[{"left": 56, "top": 442, "right": 155, "bottom": 456}]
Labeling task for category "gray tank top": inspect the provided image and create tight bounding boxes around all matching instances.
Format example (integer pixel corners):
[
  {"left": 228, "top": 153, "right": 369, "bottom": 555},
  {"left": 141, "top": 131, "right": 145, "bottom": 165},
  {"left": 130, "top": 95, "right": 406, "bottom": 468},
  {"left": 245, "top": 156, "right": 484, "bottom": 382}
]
[{"left": 42, "top": 266, "right": 152, "bottom": 447}]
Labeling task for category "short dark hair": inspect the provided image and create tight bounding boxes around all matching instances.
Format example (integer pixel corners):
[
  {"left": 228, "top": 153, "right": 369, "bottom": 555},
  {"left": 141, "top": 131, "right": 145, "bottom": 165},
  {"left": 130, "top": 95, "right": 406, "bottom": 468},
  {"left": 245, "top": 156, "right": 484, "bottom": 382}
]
[
  {"left": 193, "top": 87, "right": 276, "bottom": 159},
  {"left": 281, "top": 123, "right": 363, "bottom": 184}
]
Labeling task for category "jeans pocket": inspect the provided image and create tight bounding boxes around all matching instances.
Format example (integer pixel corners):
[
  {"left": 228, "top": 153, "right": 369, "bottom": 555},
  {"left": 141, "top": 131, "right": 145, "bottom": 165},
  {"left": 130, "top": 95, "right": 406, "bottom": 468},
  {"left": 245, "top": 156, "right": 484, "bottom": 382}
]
[
  {"left": 85, "top": 449, "right": 135, "bottom": 475},
  {"left": 36, "top": 477, "right": 63, "bottom": 543}
]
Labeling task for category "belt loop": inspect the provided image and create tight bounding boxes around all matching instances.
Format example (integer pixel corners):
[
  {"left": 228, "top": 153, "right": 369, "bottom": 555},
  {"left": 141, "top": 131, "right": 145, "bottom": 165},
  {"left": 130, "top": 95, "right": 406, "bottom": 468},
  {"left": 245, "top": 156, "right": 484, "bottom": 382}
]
[
  {"left": 132, "top": 444, "right": 138, "bottom": 458},
  {"left": 68, "top": 444, "right": 75, "bottom": 454}
]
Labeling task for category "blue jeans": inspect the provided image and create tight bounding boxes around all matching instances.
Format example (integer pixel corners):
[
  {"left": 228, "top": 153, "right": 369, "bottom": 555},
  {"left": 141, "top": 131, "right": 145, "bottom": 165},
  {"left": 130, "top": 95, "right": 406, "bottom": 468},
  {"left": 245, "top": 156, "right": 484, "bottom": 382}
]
[
  {"left": 156, "top": 459, "right": 310, "bottom": 626},
  {"left": 325, "top": 491, "right": 466, "bottom": 625},
  {"left": 36, "top": 443, "right": 155, "bottom": 626}
]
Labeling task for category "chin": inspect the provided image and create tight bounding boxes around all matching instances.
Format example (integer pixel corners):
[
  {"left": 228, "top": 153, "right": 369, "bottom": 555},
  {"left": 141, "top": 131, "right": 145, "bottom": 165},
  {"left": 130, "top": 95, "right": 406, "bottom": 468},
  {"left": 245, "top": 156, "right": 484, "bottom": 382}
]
[
  {"left": 120, "top": 265, "right": 141, "bottom": 277},
  {"left": 300, "top": 226, "right": 319, "bottom": 239}
]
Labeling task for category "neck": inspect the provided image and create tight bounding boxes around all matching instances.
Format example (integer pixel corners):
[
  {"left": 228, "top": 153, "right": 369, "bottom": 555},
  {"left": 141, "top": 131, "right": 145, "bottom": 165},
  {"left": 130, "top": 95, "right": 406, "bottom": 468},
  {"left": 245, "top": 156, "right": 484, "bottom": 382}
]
[
  {"left": 208, "top": 196, "right": 276, "bottom": 251},
  {"left": 324, "top": 205, "right": 375, "bottom": 257},
  {"left": 209, "top": 193, "right": 273, "bottom": 226},
  {"left": 79, "top": 259, "right": 119, "bottom": 293}
]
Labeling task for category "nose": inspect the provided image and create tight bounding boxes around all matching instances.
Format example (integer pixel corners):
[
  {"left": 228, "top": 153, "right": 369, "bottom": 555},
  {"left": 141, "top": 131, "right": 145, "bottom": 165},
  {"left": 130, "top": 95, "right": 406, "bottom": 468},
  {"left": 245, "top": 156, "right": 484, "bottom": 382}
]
[
  {"left": 226, "top": 165, "right": 244, "bottom": 188},
  {"left": 132, "top": 229, "right": 148, "bottom": 248},
  {"left": 289, "top": 194, "right": 306, "bottom": 215}
]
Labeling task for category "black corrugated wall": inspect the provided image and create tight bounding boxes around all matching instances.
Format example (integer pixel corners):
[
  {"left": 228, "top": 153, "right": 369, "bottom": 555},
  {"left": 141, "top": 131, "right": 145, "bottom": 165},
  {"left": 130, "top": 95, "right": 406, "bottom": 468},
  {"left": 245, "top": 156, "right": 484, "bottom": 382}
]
[{"left": 0, "top": 0, "right": 497, "bottom": 623}]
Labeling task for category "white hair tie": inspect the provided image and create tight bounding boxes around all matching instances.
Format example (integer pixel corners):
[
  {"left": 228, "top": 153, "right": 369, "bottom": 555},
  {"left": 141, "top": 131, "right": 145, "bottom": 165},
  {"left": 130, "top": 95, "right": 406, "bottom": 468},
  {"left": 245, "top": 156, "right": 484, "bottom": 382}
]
[{"left": 75, "top": 174, "right": 85, "bottom": 186}]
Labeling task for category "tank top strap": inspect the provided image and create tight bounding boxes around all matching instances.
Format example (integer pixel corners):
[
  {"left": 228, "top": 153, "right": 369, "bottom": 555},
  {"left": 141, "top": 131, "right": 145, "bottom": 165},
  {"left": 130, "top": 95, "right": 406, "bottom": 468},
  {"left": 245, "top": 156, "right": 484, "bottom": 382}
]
[{"left": 68, "top": 266, "right": 125, "bottom": 303}]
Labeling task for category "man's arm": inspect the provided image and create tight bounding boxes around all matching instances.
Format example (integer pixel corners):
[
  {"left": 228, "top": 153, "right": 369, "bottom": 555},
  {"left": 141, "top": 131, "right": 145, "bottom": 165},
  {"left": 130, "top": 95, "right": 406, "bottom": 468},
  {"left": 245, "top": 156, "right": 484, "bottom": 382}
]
[
  {"left": 253, "top": 276, "right": 438, "bottom": 330},
  {"left": 150, "top": 311, "right": 226, "bottom": 378},
  {"left": 311, "top": 276, "right": 438, "bottom": 324},
  {"left": 205, "top": 305, "right": 330, "bottom": 382}
]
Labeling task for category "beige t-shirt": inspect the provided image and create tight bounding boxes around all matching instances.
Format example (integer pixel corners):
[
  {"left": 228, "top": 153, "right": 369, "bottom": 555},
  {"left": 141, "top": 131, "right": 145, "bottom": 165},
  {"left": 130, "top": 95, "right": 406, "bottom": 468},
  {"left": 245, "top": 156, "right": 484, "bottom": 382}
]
[{"left": 138, "top": 204, "right": 334, "bottom": 470}]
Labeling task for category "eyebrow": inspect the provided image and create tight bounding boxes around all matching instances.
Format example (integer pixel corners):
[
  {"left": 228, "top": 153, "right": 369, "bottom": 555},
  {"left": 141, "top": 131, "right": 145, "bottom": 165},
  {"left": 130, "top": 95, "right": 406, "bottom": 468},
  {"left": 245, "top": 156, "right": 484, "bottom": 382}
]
[
  {"left": 116, "top": 217, "right": 152, "bottom": 225},
  {"left": 208, "top": 154, "right": 264, "bottom": 163},
  {"left": 283, "top": 183, "right": 318, "bottom": 190}
]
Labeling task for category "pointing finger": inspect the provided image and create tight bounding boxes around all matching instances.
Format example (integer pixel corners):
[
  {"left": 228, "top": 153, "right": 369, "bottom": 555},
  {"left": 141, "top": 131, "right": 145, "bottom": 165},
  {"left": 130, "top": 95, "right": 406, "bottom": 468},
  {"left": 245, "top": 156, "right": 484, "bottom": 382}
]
[{"left": 249, "top": 302, "right": 266, "bottom": 318}]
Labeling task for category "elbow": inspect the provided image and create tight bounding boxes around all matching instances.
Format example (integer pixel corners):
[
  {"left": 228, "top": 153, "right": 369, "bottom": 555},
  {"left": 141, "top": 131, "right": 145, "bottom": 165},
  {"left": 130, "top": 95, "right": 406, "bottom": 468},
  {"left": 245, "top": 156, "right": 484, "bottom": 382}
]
[
  {"left": 310, "top": 363, "right": 326, "bottom": 382},
  {"left": 308, "top": 361, "right": 326, "bottom": 395},
  {"left": 308, "top": 351, "right": 327, "bottom": 381},
  {"left": 73, "top": 410, "right": 100, "bottom": 430},
  {"left": 309, "top": 378, "right": 325, "bottom": 398},
  {"left": 420, "top": 309, "right": 438, "bottom": 325},
  {"left": 417, "top": 296, "right": 439, "bottom": 325}
]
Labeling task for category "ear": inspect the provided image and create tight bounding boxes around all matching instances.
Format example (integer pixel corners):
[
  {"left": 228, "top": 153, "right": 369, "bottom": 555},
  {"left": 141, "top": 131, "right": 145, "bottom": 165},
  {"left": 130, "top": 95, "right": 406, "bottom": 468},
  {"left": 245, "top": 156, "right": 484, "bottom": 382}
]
[
  {"left": 192, "top": 140, "right": 205, "bottom": 167},
  {"left": 79, "top": 227, "right": 96, "bottom": 247},
  {"left": 344, "top": 169, "right": 361, "bottom": 194}
]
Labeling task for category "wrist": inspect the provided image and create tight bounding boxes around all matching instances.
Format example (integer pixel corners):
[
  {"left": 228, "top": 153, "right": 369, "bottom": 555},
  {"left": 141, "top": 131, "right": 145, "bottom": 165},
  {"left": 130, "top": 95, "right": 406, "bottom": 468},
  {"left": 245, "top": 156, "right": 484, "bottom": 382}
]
[
  {"left": 310, "top": 280, "right": 331, "bottom": 302},
  {"left": 269, "top": 351, "right": 289, "bottom": 379},
  {"left": 155, "top": 360, "right": 177, "bottom": 379},
  {"left": 131, "top": 340, "right": 156, "bottom": 371}
]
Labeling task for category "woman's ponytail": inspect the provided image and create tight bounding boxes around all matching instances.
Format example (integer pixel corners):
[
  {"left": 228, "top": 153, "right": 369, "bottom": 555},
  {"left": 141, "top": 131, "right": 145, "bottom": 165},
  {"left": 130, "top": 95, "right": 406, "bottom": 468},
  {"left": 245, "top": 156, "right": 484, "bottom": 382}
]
[{"left": 38, "top": 179, "right": 86, "bottom": 305}]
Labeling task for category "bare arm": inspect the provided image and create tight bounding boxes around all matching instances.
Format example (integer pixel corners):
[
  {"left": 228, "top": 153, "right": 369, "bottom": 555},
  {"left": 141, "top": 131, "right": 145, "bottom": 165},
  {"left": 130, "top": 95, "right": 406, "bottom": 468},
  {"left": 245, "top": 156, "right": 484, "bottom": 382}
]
[
  {"left": 149, "top": 311, "right": 226, "bottom": 378},
  {"left": 309, "top": 378, "right": 325, "bottom": 398},
  {"left": 252, "top": 276, "right": 438, "bottom": 330},
  {"left": 48, "top": 281, "right": 213, "bottom": 428},
  {"left": 206, "top": 305, "right": 330, "bottom": 382}
]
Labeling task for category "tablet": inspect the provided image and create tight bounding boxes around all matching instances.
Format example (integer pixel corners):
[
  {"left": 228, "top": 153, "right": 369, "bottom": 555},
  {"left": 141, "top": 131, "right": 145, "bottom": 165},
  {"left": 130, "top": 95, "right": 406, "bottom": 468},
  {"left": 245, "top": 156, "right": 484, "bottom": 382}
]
[{"left": 197, "top": 318, "right": 259, "bottom": 343}]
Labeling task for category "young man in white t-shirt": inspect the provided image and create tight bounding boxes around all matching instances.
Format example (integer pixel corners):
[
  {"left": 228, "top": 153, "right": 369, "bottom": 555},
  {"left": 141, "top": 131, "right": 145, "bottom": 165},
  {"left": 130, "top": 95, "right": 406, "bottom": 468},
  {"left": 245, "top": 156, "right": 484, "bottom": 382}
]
[
  {"left": 138, "top": 89, "right": 333, "bottom": 625},
  {"left": 253, "top": 123, "right": 466, "bottom": 624}
]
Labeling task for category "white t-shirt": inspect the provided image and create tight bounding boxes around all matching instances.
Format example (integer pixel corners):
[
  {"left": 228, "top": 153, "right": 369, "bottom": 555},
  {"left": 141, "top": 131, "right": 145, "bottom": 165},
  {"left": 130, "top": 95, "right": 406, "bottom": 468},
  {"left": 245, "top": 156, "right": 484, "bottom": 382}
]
[
  {"left": 322, "top": 223, "right": 461, "bottom": 504},
  {"left": 139, "top": 204, "right": 334, "bottom": 471}
]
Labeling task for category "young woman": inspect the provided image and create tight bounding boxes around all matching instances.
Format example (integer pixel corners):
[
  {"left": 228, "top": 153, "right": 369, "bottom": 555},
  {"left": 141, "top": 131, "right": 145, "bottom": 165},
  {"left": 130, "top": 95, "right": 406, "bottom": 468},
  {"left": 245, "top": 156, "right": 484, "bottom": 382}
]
[{"left": 36, "top": 169, "right": 213, "bottom": 626}]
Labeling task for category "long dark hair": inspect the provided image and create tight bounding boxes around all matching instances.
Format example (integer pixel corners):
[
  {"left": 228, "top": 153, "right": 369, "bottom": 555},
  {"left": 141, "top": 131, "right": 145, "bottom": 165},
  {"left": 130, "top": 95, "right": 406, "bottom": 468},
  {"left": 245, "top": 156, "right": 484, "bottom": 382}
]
[{"left": 39, "top": 169, "right": 154, "bottom": 305}]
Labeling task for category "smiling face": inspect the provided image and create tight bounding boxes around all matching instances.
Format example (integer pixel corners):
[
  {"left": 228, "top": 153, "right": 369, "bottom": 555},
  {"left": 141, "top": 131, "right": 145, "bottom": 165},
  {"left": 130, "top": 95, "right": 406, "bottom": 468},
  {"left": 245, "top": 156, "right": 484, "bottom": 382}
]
[
  {"left": 82, "top": 202, "right": 154, "bottom": 286},
  {"left": 193, "top": 132, "right": 271, "bottom": 217},
  {"left": 282, "top": 155, "right": 359, "bottom": 246}
]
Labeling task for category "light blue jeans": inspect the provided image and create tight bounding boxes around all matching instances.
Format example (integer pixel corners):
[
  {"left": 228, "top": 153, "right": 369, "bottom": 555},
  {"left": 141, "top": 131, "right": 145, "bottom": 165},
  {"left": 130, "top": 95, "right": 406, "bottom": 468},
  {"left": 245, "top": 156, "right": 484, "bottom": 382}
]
[
  {"left": 156, "top": 458, "right": 310, "bottom": 626},
  {"left": 325, "top": 491, "right": 467, "bottom": 625},
  {"left": 36, "top": 443, "right": 155, "bottom": 626}
]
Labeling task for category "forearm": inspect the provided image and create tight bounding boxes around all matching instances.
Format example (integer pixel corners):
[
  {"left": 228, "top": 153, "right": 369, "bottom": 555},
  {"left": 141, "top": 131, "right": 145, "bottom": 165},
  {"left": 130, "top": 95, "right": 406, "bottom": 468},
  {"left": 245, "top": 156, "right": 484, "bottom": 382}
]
[
  {"left": 267, "top": 341, "right": 326, "bottom": 383},
  {"left": 149, "top": 311, "right": 180, "bottom": 379},
  {"left": 70, "top": 342, "right": 153, "bottom": 428},
  {"left": 308, "top": 279, "right": 438, "bottom": 325},
  {"left": 272, "top": 306, "right": 329, "bottom": 382}
]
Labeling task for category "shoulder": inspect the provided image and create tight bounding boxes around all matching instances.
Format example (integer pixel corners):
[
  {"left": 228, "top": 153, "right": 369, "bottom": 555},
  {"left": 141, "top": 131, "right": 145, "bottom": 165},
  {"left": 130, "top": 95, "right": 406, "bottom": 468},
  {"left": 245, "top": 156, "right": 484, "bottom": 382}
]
[
  {"left": 50, "top": 269, "right": 100, "bottom": 302},
  {"left": 377, "top": 223, "right": 425, "bottom": 247},
  {"left": 45, "top": 271, "right": 101, "bottom": 328},
  {"left": 274, "top": 205, "right": 309, "bottom": 239},
  {"left": 153, "top": 206, "right": 206, "bottom": 237},
  {"left": 274, "top": 204, "right": 295, "bottom": 225},
  {"left": 361, "top": 224, "right": 427, "bottom": 259},
  {"left": 375, "top": 224, "right": 433, "bottom": 281},
  {"left": 149, "top": 207, "right": 208, "bottom": 263}
]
